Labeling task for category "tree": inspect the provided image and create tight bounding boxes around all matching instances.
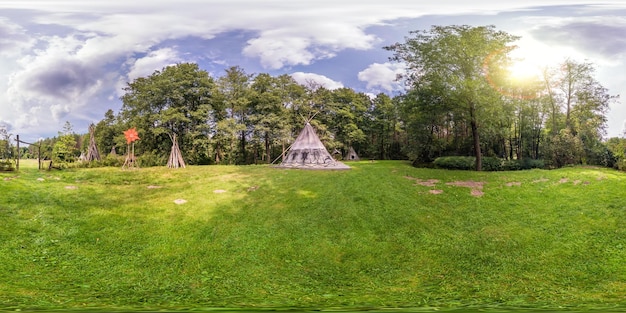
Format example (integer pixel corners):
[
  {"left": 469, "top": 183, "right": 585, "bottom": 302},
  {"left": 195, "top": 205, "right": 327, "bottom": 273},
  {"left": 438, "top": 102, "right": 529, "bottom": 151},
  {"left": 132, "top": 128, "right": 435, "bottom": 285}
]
[
  {"left": 0, "top": 126, "right": 12, "bottom": 160},
  {"left": 52, "top": 121, "right": 78, "bottom": 163},
  {"left": 542, "top": 59, "right": 616, "bottom": 165},
  {"left": 386, "top": 25, "right": 519, "bottom": 170},
  {"left": 119, "top": 63, "right": 215, "bottom": 165},
  {"left": 214, "top": 66, "right": 254, "bottom": 164}
]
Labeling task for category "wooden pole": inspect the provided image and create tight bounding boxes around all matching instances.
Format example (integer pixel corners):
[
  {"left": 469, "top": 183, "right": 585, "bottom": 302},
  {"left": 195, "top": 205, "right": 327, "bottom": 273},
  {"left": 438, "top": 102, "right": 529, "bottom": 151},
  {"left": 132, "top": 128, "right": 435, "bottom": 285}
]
[{"left": 16, "top": 135, "right": 20, "bottom": 171}]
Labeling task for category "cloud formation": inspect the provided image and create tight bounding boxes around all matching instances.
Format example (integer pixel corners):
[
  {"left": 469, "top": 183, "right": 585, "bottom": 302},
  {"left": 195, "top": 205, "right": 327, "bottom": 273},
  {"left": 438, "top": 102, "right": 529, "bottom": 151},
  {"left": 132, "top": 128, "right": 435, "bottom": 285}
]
[
  {"left": 358, "top": 62, "right": 405, "bottom": 92},
  {"left": 1, "top": 1, "right": 625, "bottom": 140},
  {"left": 291, "top": 72, "right": 344, "bottom": 90}
]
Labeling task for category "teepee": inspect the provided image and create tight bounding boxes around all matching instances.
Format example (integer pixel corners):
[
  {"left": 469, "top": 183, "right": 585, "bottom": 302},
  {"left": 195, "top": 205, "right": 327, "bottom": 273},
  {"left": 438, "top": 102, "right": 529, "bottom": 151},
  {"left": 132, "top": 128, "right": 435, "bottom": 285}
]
[
  {"left": 167, "top": 133, "right": 186, "bottom": 169},
  {"left": 86, "top": 124, "right": 101, "bottom": 162},
  {"left": 276, "top": 122, "right": 350, "bottom": 170},
  {"left": 345, "top": 146, "right": 360, "bottom": 161}
]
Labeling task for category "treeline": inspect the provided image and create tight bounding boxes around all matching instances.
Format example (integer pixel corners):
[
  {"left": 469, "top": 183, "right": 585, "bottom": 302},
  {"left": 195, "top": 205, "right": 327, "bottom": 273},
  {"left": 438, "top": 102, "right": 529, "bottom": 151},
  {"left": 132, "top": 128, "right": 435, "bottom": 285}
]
[{"left": 7, "top": 25, "right": 625, "bottom": 170}]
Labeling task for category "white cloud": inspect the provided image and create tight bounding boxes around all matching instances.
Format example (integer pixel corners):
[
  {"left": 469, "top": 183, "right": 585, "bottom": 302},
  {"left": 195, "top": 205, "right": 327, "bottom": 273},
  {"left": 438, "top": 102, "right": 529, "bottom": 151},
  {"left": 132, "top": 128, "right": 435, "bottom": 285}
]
[
  {"left": 358, "top": 62, "right": 405, "bottom": 92},
  {"left": 127, "top": 48, "right": 181, "bottom": 81},
  {"left": 291, "top": 72, "right": 343, "bottom": 90},
  {"left": 0, "top": 18, "right": 34, "bottom": 57},
  {"left": 1, "top": 1, "right": 626, "bottom": 139}
]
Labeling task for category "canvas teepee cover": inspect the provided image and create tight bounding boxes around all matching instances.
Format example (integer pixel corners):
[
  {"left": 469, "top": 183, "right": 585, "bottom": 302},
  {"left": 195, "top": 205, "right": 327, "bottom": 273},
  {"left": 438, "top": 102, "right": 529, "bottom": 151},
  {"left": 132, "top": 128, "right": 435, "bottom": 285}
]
[
  {"left": 345, "top": 146, "right": 360, "bottom": 161},
  {"left": 277, "top": 122, "right": 350, "bottom": 170}
]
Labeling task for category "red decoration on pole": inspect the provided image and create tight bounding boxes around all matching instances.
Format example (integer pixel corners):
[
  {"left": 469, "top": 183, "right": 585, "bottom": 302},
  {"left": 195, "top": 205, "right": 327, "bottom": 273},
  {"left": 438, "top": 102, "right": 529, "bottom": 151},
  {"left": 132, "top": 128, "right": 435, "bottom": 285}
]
[
  {"left": 124, "top": 128, "right": 140, "bottom": 144},
  {"left": 122, "top": 128, "right": 140, "bottom": 169}
]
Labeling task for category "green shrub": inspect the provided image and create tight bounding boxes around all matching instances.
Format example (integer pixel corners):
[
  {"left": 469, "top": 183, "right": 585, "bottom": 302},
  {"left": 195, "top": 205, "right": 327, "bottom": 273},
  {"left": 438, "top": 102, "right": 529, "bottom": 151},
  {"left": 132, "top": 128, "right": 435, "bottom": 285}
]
[
  {"left": 433, "top": 156, "right": 475, "bottom": 170},
  {"left": 502, "top": 159, "right": 522, "bottom": 171},
  {"left": 434, "top": 157, "right": 544, "bottom": 171},
  {"left": 521, "top": 158, "right": 545, "bottom": 170},
  {"left": 137, "top": 150, "right": 166, "bottom": 167},
  {"left": 482, "top": 157, "right": 502, "bottom": 171},
  {"left": 0, "top": 160, "right": 15, "bottom": 171}
]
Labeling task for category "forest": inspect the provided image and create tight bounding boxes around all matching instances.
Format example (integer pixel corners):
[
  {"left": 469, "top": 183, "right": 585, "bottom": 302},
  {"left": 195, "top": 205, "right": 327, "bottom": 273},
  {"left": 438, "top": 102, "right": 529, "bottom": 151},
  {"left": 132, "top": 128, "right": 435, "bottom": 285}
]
[{"left": 2, "top": 25, "right": 625, "bottom": 171}]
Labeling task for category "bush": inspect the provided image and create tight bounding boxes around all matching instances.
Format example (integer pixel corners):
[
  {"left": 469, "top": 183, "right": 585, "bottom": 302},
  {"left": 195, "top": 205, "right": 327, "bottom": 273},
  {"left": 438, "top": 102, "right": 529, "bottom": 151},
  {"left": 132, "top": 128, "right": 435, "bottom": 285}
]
[
  {"left": 0, "top": 160, "right": 15, "bottom": 171},
  {"left": 482, "top": 157, "right": 502, "bottom": 171},
  {"left": 433, "top": 156, "right": 475, "bottom": 170},
  {"left": 137, "top": 151, "right": 166, "bottom": 167},
  {"left": 502, "top": 160, "right": 522, "bottom": 171},
  {"left": 434, "top": 156, "right": 544, "bottom": 171}
]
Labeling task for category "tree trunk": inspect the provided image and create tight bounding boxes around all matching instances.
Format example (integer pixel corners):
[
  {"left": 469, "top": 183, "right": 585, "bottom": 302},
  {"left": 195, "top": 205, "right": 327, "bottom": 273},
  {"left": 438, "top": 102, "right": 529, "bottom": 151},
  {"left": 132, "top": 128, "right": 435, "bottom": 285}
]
[
  {"left": 469, "top": 102, "right": 482, "bottom": 171},
  {"left": 265, "top": 132, "right": 271, "bottom": 164}
]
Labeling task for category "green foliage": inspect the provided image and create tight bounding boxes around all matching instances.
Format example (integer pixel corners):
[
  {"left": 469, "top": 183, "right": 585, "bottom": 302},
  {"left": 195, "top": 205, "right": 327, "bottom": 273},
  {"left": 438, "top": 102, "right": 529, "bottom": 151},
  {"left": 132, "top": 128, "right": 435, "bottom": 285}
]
[
  {"left": 543, "top": 129, "right": 584, "bottom": 168},
  {"left": 435, "top": 156, "right": 544, "bottom": 171},
  {"left": 137, "top": 150, "right": 166, "bottom": 167},
  {"left": 0, "top": 160, "right": 15, "bottom": 171},
  {"left": 433, "top": 156, "right": 476, "bottom": 170},
  {"left": 52, "top": 121, "right": 78, "bottom": 163}
]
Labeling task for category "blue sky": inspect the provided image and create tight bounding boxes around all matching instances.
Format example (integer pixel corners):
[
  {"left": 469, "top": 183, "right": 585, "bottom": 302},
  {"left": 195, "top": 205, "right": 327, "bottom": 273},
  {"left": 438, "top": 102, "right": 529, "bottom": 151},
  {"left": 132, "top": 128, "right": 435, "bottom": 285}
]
[{"left": 1, "top": 1, "right": 626, "bottom": 142}]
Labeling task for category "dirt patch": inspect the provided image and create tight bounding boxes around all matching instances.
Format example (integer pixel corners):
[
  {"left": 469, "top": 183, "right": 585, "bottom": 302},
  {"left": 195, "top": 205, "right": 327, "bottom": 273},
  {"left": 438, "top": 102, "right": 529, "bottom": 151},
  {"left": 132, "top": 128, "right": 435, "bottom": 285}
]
[
  {"left": 470, "top": 189, "right": 484, "bottom": 197},
  {"left": 147, "top": 185, "right": 162, "bottom": 189},
  {"left": 213, "top": 189, "right": 227, "bottom": 194},
  {"left": 36, "top": 178, "right": 45, "bottom": 181},
  {"left": 505, "top": 182, "right": 522, "bottom": 187},
  {"left": 446, "top": 181, "right": 484, "bottom": 189},
  {"left": 65, "top": 186, "right": 77, "bottom": 190},
  {"left": 247, "top": 186, "right": 259, "bottom": 192},
  {"left": 405, "top": 175, "right": 440, "bottom": 187},
  {"left": 559, "top": 178, "right": 569, "bottom": 184},
  {"left": 429, "top": 189, "right": 444, "bottom": 195},
  {"left": 174, "top": 199, "right": 187, "bottom": 204},
  {"left": 416, "top": 179, "right": 440, "bottom": 187},
  {"left": 573, "top": 180, "right": 581, "bottom": 185},
  {"left": 532, "top": 178, "right": 549, "bottom": 183}
]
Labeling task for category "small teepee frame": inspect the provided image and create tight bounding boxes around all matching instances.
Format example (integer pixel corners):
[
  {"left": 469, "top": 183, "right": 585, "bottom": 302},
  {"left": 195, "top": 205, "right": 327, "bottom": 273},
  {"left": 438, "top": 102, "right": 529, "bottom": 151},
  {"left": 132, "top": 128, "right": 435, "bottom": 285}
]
[
  {"left": 167, "top": 133, "right": 186, "bottom": 169},
  {"left": 86, "top": 123, "right": 101, "bottom": 162}
]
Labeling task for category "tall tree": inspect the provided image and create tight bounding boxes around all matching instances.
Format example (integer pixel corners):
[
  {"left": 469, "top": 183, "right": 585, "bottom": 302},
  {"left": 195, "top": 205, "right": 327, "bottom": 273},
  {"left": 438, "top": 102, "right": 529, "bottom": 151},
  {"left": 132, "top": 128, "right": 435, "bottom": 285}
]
[
  {"left": 543, "top": 59, "right": 616, "bottom": 165},
  {"left": 215, "top": 66, "right": 254, "bottom": 164},
  {"left": 119, "top": 63, "right": 215, "bottom": 165},
  {"left": 386, "top": 25, "right": 519, "bottom": 170},
  {"left": 52, "top": 121, "right": 78, "bottom": 163}
]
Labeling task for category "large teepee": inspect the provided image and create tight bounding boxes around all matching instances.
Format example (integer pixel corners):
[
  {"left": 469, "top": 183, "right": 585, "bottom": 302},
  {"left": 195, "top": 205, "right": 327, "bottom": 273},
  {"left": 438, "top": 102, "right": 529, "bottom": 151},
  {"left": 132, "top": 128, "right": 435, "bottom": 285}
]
[
  {"left": 85, "top": 124, "right": 101, "bottom": 162},
  {"left": 276, "top": 122, "right": 350, "bottom": 170}
]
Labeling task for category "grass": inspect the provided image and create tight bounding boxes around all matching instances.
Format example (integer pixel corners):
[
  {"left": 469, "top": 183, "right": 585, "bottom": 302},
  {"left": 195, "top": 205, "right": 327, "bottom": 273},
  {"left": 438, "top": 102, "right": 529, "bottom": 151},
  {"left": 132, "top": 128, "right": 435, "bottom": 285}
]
[{"left": 1, "top": 160, "right": 625, "bottom": 311}]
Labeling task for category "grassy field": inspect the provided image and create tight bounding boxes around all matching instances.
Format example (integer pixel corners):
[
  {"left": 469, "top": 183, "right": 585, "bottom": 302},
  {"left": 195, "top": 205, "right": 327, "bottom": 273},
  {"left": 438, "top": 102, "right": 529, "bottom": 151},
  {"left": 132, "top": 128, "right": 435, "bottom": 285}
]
[{"left": 1, "top": 160, "right": 625, "bottom": 311}]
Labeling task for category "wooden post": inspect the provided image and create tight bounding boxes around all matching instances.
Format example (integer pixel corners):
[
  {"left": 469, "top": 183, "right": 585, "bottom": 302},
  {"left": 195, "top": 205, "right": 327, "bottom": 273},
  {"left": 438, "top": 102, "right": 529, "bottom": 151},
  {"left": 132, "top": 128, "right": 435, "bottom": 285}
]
[{"left": 16, "top": 135, "right": 20, "bottom": 171}]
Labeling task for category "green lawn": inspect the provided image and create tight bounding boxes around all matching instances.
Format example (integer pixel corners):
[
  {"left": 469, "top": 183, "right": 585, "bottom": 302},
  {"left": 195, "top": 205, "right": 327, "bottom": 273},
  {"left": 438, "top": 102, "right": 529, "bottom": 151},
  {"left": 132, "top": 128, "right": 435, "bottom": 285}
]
[{"left": 1, "top": 160, "right": 625, "bottom": 311}]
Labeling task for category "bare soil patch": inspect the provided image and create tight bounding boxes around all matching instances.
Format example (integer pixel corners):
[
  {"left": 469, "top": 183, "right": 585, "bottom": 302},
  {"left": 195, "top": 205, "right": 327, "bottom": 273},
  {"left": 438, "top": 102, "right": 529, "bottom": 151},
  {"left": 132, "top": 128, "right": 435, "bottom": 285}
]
[
  {"left": 532, "top": 178, "right": 549, "bottom": 183},
  {"left": 174, "top": 199, "right": 187, "bottom": 204},
  {"left": 470, "top": 189, "right": 484, "bottom": 197},
  {"left": 213, "top": 189, "right": 227, "bottom": 194},
  {"left": 446, "top": 181, "right": 484, "bottom": 189},
  {"left": 505, "top": 182, "right": 522, "bottom": 187},
  {"left": 429, "top": 189, "right": 444, "bottom": 195},
  {"left": 559, "top": 178, "right": 569, "bottom": 184},
  {"left": 65, "top": 186, "right": 77, "bottom": 190},
  {"left": 147, "top": 185, "right": 162, "bottom": 189},
  {"left": 416, "top": 179, "right": 440, "bottom": 187}
]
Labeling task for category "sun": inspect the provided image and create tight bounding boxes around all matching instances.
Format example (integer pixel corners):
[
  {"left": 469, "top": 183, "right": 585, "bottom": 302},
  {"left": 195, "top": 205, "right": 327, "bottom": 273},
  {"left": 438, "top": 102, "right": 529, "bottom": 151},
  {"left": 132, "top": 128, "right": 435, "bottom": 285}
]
[
  {"left": 506, "top": 39, "right": 566, "bottom": 82},
  {"left": 508, "top": 57, "right": 544, "bottom": 81}
]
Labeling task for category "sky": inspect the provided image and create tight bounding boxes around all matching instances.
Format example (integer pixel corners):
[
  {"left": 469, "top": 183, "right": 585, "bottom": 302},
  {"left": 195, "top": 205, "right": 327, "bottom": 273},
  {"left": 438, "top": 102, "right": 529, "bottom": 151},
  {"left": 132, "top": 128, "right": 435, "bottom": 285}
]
[{"left": 1, "top": 0, "right": 626, "bottom": 143}]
